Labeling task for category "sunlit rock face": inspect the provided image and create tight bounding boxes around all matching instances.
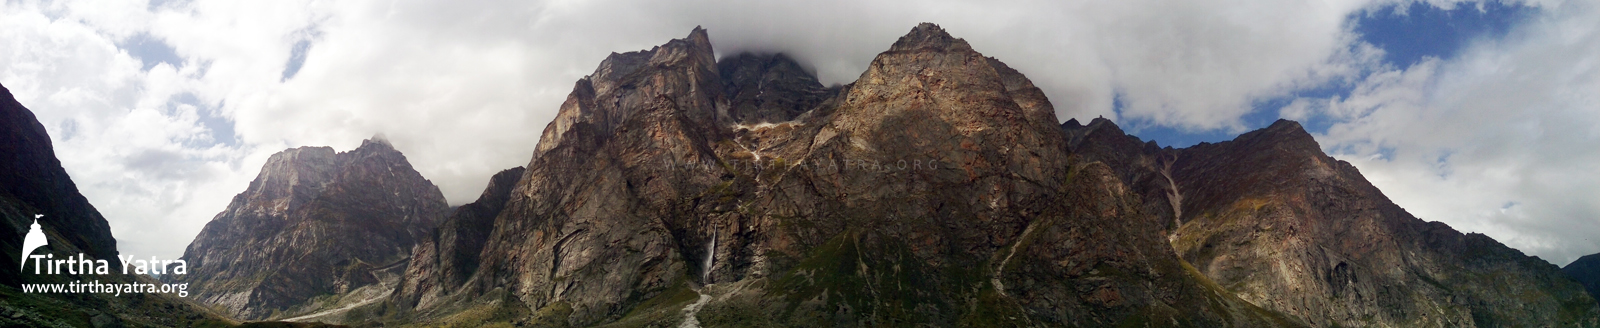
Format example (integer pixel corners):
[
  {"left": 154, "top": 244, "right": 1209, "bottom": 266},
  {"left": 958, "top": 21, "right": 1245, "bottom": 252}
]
[
  {"left": 389, "top": 24, "right": 1294, "bottom": 327},
  {"left": 378, "top": 23, "right": 1592, "bottom": 327},
  {"left": 1066, "top": 117, "right": 1600, "bottom": 327},
  {"left": 174, "top": 137, "right": 448, "bottom": 320}
]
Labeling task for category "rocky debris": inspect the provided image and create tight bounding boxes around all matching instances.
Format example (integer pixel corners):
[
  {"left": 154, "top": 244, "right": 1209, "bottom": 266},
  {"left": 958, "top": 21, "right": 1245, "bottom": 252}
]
[
  {"left": 173, "top": 137, "right": 449, "bottom": 320},
  {"left": 0, "top": 83, "right": 233, "bottom": 327},
  {"left": 1566, "top": 253, "right": 1600, "bottom": 305},
  {"left": 1066, "top": 118, "right": 1600, "bottom": 327}
]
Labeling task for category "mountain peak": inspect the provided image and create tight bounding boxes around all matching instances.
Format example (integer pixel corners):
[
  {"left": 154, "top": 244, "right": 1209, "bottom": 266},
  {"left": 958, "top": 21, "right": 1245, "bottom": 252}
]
[
  {"left": 1233, "top": 118, "right": 1321, "bottom": 153},
  {"left": 1263, "top": 118, "right": 1305, "bottom": 134},
  {"left": 358, "top": 134, "right": 397, "bottom": 153},
  {"left": 367, "top": 133, "right": 391, "bottom": 145},
  {"left": 718, "top": 52, "right": 829, "bottom": 123},
  {"left": 177, "top": 138, "right": 448, "bottom": 319},
  {"left": 1564, "top": 253, "right": 1600, "bottom": 303},
  {"left": 534, "top": 26, "right": 724, "bottom": 156},
  {"left": 687, "top": 25, "right": 711, "bottom": 50},
  {"left": 890, "top": 22, "right": 969, "bottom": 52}
]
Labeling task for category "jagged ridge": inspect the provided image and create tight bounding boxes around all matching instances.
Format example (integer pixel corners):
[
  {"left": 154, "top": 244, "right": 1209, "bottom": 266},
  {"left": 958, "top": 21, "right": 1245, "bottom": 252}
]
[
  {"left": 173, "top": 138, "right": 449, "bottom": 320},
  {"left": 382, "top": 23, "right": 1306, "bottom": 327}
]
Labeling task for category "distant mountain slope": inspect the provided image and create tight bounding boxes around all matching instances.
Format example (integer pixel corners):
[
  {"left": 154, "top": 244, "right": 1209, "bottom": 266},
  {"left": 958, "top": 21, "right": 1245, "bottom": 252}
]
[
  {"left": 172, "top": 137, "right": 449, "bottom": 320},
  {"left": 1567, "top": 253, "right": 1600, "bottom": 306},
  {"left": 1065, "top": 117, "right": 1600, "bottom": 327}
]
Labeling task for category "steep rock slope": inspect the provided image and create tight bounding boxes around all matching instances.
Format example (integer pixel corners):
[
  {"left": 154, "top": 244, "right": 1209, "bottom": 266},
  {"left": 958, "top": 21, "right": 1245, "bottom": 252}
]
[
  {"left": 391, "top": 24, "right": 1301, "bottom": 327},
  {"left": 0, "top": 85, "right": 119, "bottom": 283},
  {"left": 392, "top": 166, "right": 525, "bottom": 311},
  {"left": 1567, "top": 253, "right": 1600, "bottom": 306},
  {"left": 1065, "top": 117, "right": 1600, "bottom": 327},
  {"left": 174, "top": 138, "right": 449, "bottom": 320},
  {"left": 0, "top": 83, "right": 232, "bottom": 327}
]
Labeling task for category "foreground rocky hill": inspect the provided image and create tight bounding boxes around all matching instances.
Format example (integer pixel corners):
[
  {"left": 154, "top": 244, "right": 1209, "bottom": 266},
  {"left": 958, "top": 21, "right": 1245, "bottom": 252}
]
[
  {"left": 1, "top": 83, "right": 233, "bottom": 327},
  {"left": 171, "top": 137, "right": 449, "bottom": 320}
]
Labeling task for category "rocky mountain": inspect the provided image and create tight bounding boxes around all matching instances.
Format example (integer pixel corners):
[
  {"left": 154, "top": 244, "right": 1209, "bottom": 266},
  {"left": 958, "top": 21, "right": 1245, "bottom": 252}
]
[
  {"left": 378, "top": 24, "right": 1314, "bottom": 327},
  {"left": 0, "top": 85, "right": 119, "bottom": 284},
  {"left": 1567, "top": 253, "right": 1600, "bottom": 306},
  {"left": 1, "top": 83, "right": 232, "bottom": 327},
  {"left": 392, "top": 166, "right": 525, "bottom": 312},
  {"left": 718, "top": 52, "right": 837, "bottom": 124},
  {"left": 222, "top": 23, "right": 1594, "bottom": 327},
  {"left": 1065, "top": 117, "right": 1600, "bottom": 326},
  {"left": 172, "top": 137, "right": 449, "bottom": 320}
]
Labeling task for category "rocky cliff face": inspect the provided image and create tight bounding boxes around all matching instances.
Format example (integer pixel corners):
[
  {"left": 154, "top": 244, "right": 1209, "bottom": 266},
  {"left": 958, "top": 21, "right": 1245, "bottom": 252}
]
[
  {"left": 386, "top": 24, "right": 1310, "bottom": 327},
  {"left": 1567, "top": 254, "right": 1600, "bottom": 306},
  {"left": 392, "top": 166, "right": 525, "bottom": 311},
  {"left": 0, "top": 84, "right": 120, "bottom": 284},
  {"left": 718, "top": 52, "right": 836, "bottom": 124},
  {"left": 372, "top": 23, "right": 1599, "bottom": 327},
  {"left": 1065, "top": 117, "right": 1600, "bottom": 327},
  {"left": 173, "top": 137, "right": 448, "bottom": 320},
  {"left": 1, "top": 83, "right": 231, "bottom": 327}
]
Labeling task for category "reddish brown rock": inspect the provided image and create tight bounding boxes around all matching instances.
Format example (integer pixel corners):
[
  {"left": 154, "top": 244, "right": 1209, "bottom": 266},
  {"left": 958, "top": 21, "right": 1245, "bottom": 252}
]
[
  {"left": 388, "top": 23, "right": 1301, "bottom": 327},
  {"left": 1067, "top": 118, "right": 1600, "bottom": 327}
]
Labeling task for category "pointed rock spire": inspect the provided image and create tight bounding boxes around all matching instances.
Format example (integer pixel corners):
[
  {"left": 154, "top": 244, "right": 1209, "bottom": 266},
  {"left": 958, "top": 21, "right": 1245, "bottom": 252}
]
[{"left": 889, "top": 22, "right": 969, "bottom": 52}]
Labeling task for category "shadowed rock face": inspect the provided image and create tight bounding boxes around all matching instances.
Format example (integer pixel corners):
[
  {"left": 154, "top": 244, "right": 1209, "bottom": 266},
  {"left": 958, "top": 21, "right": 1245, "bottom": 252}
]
[
  {"left": 392, "top": 166, "right": 525, "bottom": 310},
  {"left": 1567, "top": 254, "right": 1600, "bottom": 304},
  {"left": 174, "top": 138, "right": 448, "bottom": 320},
  {"left": 1, "top": 83, "right": 230, "bottom": 327},
  {"left": 0, "top": 84, "right": 120, "bottom": 283},
  {"left": 718, "top": 52, "right": 835, "bottom": 124},
  {"left": 1066, "top": 118, "right": 1600, "bottom": 327}
]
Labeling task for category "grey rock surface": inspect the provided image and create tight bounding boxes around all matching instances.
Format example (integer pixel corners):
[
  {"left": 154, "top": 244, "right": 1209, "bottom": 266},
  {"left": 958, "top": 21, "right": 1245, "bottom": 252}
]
[{"left": 173, "top": 138, "right": 448, "bottom": 320}]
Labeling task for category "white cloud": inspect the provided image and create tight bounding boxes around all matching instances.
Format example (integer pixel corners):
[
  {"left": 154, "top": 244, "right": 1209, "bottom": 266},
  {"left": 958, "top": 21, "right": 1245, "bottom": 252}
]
[
  {"left": 0, "top": 0, "right": 261, "bottom": 262},
  {"left": 1316, "top": 0, "right": 1600, "bottom": 265}
]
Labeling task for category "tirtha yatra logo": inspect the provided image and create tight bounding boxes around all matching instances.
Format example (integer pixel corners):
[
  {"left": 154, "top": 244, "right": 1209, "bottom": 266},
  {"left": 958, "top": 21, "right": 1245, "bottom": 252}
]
[
  {"left": 17, "top": 214, "right": 191, "bottom": 297},
  {"left": 20, "top": 214, "right": 47, "bottom": 269}
]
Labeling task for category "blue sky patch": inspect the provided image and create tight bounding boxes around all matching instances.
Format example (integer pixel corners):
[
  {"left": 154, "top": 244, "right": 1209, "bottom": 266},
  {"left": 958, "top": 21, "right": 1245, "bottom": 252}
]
[
  {"left": 1124, "top": 0, "right": 1537, "bottom": 149},
  {"left": 168, "top": 92, "right": 238, "bottom": 147},
  {"left": 118, "top": 33, "right": 183, "bottom": 71},
  {"left": 281, "top": 40, "right": 313, "bottom": 81},
  {"left": 1354, "top": 1, "right": 1534, "bottom": 69}
]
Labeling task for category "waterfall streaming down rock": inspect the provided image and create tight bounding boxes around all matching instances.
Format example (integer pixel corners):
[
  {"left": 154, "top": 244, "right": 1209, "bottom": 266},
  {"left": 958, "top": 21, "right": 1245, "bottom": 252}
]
[{"left": 703, "top": 229, "right": 716, "bottom": 283}]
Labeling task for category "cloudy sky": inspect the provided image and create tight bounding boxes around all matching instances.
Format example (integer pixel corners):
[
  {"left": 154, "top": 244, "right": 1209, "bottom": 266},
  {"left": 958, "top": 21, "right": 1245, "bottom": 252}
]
[{"left": 2, "top": 0, "right": 1596, "bottom": 266}]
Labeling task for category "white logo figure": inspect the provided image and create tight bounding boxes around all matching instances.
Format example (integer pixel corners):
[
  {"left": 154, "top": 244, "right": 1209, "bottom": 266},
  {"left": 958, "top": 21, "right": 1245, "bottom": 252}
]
[{"left": 20, "top": 214, "right": 48, "bottom": 270}]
